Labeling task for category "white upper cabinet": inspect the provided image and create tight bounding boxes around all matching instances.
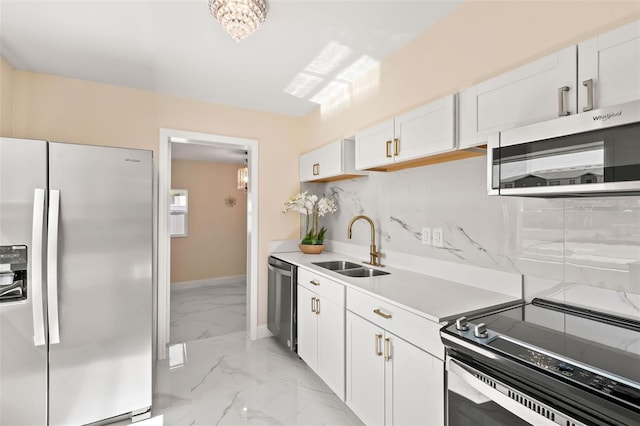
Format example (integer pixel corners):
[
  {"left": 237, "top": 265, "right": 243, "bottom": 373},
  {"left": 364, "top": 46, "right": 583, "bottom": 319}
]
[
  {"left": 299, "top": 138, "right": 366, "bottom": 183},
  {"left": 355, "top": 94, "right": 456, "bottom": 170},
  {"left": 354, "top": 120, "right": 395, "bottom": 170},
  {"left": 458, "top": 46, "right": 577, "bottom": 149},
  {"left": 394, "top": 94, "right": 457, "bottom": 162},
  {"left": 459, "top": 20, "right": 640, "bottom": 149},
  {"left": 578, "top": 20, "right": 640, "bottom": 112}
]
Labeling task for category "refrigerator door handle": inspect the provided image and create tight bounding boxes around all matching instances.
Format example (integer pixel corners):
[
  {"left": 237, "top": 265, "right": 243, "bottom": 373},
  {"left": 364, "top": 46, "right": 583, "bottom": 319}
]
[
  {"left": 31, "top": 188, "right": 47, "bottom": 346},
  {"left": 47, "top": 189, "right": 61, "bottom": 345}
]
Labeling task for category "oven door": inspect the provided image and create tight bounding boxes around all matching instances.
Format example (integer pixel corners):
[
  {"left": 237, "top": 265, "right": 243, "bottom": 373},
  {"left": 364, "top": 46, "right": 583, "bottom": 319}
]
[{"left": 446, "top": 357, "right": 585, "bottom": 426}]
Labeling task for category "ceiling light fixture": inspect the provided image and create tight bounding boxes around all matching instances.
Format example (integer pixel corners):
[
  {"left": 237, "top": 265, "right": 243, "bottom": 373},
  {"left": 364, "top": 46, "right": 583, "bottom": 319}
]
[
  {"left": 208, "top": 0, "right": 267, "bottom": 42},
  {"left": 237, "top": 165, "right": 248, "bottom": 192},
  {"left": 238, "top": 153, "right": 248, "bottom": 192}
]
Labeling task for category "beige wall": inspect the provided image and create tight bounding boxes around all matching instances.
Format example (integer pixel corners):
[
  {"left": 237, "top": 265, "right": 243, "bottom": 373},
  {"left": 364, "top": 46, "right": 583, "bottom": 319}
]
[
  {"left": 3, "top": 68, "right": 301, "bottom": 326},
  {"left": 2, "top": 0, "right": 638, "bottom": 329},
  {"left": 0, "top": 56, "right": 13, "bottom": 136},
  {"left": 170, "top": 160, "right": 247, "bottom": 283},
  {"left": 300, "top": 1, "right": 640, "bottom": 150}
]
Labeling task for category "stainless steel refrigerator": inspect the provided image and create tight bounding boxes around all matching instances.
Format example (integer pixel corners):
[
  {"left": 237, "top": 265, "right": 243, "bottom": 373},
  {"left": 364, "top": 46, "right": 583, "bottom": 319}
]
[{"left": 0, "top": 137, "right": 153, "bottom": 425}]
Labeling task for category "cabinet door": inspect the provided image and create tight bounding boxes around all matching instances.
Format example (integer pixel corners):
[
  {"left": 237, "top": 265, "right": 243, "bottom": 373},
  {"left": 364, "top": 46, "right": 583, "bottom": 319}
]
[
  {"left": 394, "top": 94, "right": 456, "bottom": 161},
  {"left": 315, "top": 140, "right": 343, "bottom": 180},
  {"left": 458, "top": 46, "right": 577, "bottom": 148},
  {"left": 297, "top": 285, "right": 318, "bottom": 370},
  {"left": 578, "top": 20, "right": 640, "bottom": 112},
  {"left": 317, "top": 297, "right": 345, "bottom": 400},
  {"left": 385, "top": 333, "right": 444, "bottom": 426},
  {"left": 346, "top": 311, "right": 385, "bottom": 426},
  {"left": 355, "top": 120, "right": 395, "bottom": 170},
  {"left": 299, "top": 150, "right": 319, "bottom": 182}
]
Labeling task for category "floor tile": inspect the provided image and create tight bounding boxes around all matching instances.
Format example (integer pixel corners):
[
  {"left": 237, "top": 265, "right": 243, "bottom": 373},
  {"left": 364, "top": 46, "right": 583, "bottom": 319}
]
[
  {"left": 152, "top": 333, "right": 363, "bottom": 426},
  {"left": 170, "top": 282, "right": 247, "bottom": 344}
]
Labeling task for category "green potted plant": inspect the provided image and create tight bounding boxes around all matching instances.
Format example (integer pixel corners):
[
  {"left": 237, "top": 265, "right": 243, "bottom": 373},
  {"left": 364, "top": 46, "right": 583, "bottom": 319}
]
[{"left": 283, "top": 191, "right": 337, "bottom": 254}]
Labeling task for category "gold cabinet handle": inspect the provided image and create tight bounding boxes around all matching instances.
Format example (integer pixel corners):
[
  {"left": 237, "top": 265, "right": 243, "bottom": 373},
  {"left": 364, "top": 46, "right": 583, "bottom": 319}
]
[
  {"left": 375, "top": 333, "right": 383, "bottom": 356},
  {"left": 316, "top": 298, "right": 320, "bottom": 315},
  {"left": 394, "top": 138, "right": 399, "bottom": 156},
  {"left": 384, "top": 338, "right": 391, "bottom": 362},
  {"left": 373, "top": 308, "right": 392, "bottom": 319},
  {"left": 312, "top": 163, "right": 319, "bottom": 176},
  {"left": 310, "top": 279, "right": 320, "bottom": 286},
  {"left": 385, "top": 140, "right": 392, "bottom": 158},
  {"left": 311, "top": 297, "right": 316, "bottom": 313}
]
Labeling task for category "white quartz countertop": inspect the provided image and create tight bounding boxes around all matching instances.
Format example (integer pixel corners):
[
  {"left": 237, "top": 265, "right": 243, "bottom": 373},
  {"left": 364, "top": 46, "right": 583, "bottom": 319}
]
[{"left": 271, "top": 251, "right": 522, "bottom": 324}]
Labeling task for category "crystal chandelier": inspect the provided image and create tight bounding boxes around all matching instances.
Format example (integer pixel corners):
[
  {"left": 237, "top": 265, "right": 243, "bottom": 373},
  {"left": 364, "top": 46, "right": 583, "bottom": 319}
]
[
  {"left": 237, "top": 165, "right": 248, "bottom": 192},
  {"left": 209, "top": 0, "right": 267, "bottom": 42}
]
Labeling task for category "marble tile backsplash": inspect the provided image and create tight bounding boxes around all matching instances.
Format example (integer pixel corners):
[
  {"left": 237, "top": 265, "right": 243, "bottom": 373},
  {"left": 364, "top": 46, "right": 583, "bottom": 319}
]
[{"left": 302, "top": 156, "right": 640, "bottom": 307}]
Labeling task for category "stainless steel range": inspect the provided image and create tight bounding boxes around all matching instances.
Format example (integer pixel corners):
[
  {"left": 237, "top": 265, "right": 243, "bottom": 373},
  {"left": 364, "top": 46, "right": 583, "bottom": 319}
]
[{"left": 441, "top": 298, "right": 640, "bottom": 426}]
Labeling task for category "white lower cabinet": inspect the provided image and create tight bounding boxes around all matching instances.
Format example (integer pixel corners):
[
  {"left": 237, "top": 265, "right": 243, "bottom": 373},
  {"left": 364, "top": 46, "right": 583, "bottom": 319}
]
[
  {"left": 345, "top": 311, "right": 385, "bottom": 425},
  {"left": 387, "top": 334, "right": 444, "bottom": 426},
  {"left": 296, "top": 268, "right": 345, "bottom": 400},
  {"left": 346, "top": 311, "right": 444, "bottom": 426},
  {"left": 297, "top": 285, "right": 319, "bottom": 368}
]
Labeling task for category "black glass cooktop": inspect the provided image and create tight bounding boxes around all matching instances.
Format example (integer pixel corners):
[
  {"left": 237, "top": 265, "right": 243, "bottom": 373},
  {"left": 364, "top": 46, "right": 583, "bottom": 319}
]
[
  {"left": 443, "top": 298, "right": 640, "bottom": 407},
  {"left": 479, "top": 300, "right": 640, "bottom": 382}
]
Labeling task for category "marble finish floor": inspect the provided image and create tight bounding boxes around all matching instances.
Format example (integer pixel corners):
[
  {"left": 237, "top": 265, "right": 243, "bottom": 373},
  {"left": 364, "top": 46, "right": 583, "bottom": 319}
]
[
  {"left": 149, "top": 332, "right": 363, "bottom": 425},
  {"left": 170, "top": 281, "right": 246, "bottom": 344}
]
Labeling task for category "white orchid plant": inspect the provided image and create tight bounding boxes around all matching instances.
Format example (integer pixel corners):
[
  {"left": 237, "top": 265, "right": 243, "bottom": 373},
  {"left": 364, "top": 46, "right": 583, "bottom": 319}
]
[{"left": 283, "top": 191, "right": 338, "bottom": 245}]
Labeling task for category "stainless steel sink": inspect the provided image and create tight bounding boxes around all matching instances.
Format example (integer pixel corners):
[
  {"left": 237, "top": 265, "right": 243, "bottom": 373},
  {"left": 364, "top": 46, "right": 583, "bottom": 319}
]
[
  {"left": 313, "top": 260, "right": 390, "bottom": 278},
  {"left": 338, "top": 267, "right": 390, "bottom": 278},
  {"left": 312, "top": 261, "right": 362, "bottom": 271}
]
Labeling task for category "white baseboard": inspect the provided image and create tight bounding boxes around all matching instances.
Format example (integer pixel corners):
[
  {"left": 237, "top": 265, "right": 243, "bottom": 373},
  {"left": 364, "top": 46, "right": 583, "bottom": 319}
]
[
  {"left": 256, "top": 324, "right": 273, "bottom": 339},
  {"left": 171, "top": 275, "right": 246, "bottom": 290}
]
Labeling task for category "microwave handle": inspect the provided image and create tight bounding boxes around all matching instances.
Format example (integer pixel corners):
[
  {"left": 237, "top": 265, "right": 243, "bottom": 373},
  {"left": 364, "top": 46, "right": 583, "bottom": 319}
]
[
  {"left": 557, "top": 86, "right": 570, "bottom": 116},
  {"left": 486, "top": 133, "right": 499, "bottom": 196},
  {"left": 583, "top": 79, "right": 594, "bottom": 112}
]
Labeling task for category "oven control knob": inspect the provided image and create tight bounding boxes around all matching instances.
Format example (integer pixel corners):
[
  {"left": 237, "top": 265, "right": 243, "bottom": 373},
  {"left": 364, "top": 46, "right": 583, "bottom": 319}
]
[
  {"left": 474, "top": 323, "right": 488, "bottom": 339},
  {"left": 455, "top": 317, "right": 469, "bottom": 331}
]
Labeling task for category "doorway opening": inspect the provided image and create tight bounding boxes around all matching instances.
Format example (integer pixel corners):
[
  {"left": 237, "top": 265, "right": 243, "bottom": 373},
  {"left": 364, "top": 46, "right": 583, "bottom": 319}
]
[{"left": 157, "top": 129, "right": 259, "bottom": 360}]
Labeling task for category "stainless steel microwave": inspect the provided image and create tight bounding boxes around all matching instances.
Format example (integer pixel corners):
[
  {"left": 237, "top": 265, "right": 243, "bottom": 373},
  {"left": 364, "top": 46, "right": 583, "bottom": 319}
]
[{"left": 488, "top": 100, "right": 640, "bottom": 197}]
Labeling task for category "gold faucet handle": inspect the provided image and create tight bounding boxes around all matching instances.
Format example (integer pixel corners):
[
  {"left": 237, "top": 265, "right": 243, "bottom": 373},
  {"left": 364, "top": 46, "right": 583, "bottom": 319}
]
[{"left": 367, "top": 250, "right": 384, "bottom": 267}]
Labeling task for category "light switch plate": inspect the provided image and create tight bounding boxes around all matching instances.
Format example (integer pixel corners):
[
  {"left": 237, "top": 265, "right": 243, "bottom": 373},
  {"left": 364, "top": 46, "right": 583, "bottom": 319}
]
[
  {"left": 433, "top": 228, "right": 443, "bottom": 247},
  {"left": 421, "top": 228, "right": 431, "bottom": 245}
]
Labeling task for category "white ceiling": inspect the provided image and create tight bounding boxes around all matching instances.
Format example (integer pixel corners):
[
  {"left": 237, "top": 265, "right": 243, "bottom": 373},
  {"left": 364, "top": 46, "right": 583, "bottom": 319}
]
[{"left": 0, "top": 0, "right": 464, "bottom": 117}]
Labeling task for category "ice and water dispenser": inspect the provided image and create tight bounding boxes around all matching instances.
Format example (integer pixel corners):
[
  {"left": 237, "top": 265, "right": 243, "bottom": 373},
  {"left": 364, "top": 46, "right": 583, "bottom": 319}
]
[{"left": 0, "top": 245, "right": 28, "bottom": 303}]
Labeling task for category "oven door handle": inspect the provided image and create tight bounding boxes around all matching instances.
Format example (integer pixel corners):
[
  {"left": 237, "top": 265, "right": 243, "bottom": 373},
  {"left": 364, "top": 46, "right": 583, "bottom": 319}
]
[{"left": 448, "top": 359, "right": 558, "bottom": 426}]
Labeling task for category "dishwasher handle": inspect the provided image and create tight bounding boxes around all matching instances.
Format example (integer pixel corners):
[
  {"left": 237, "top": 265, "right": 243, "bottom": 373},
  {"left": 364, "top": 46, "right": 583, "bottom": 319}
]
[
  {"left": 268, "top": 257, "right": 294, "bottom": 276},
  {"left": 267, "top": 263, "right": 292, "bottom": 277}
]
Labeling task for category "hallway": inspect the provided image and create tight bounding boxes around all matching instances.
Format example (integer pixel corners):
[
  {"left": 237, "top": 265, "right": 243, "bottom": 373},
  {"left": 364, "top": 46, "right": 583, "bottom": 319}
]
[{"left": 170, "top": 280, "right": 246, "bottom": 344}]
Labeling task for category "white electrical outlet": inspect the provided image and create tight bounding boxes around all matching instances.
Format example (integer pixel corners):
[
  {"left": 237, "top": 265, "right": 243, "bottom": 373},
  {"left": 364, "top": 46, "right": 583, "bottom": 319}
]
[
  {"left": 432, "top": 228, "right": 443, "bottom": 247},
  {"left": 421, "top": 228, "right": 431, "bottom": 245}
]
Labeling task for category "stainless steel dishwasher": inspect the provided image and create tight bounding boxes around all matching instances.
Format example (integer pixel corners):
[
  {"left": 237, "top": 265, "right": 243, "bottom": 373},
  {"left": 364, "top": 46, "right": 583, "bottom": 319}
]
[{"left": 267, "top": 256, "right": 297, "bottom": 352}]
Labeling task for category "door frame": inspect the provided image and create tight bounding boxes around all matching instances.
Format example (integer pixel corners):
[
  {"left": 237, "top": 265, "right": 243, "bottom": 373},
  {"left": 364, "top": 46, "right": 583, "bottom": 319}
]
[{"left": 157, "top": 128, "right": 259, "bottom": 359}]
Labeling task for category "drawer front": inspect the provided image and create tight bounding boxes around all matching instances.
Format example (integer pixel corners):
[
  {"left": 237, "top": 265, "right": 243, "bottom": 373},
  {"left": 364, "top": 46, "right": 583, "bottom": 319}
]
[
  {"left": 346, "top": 287, "right": 443, "bottom": 359},
  {"left": 298, "top": 268, "right": 345, "bottom": 306}
]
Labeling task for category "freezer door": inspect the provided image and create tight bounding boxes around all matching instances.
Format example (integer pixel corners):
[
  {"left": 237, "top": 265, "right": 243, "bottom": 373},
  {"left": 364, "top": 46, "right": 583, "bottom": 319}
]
[
  {"left": 47, "top": 142, "right": 153, "bottom": 425},
  {"left": 0, "top": 137, "right": 48, "bottom": 426}
]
